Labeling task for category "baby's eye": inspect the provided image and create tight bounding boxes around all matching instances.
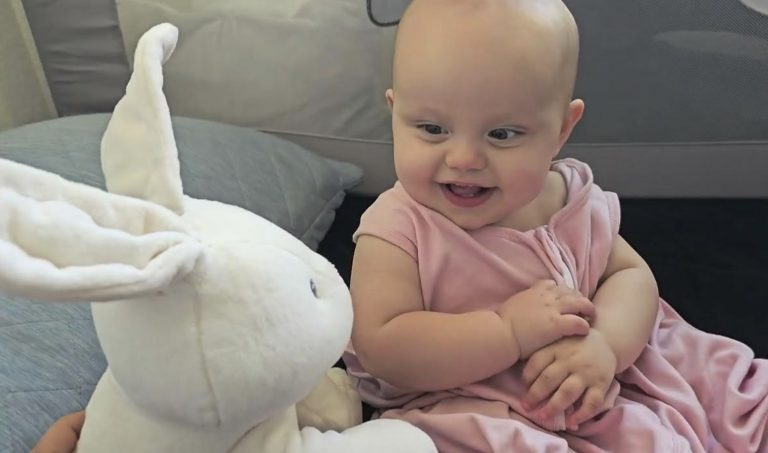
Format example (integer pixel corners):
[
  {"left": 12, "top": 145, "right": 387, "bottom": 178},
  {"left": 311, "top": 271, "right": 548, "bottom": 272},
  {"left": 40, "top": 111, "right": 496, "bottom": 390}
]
[
  {"left": 487, "top": 128, "right": 520, "bottom": 141},
  {"left": 417, "top": 123, "right": 447, "bottom": 136}
]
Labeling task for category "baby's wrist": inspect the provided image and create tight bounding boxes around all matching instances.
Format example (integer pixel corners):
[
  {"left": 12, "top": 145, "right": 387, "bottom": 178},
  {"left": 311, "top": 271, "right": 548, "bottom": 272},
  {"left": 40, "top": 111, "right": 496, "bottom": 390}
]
[{"left": 492, "top": 309, "right": 522, "bottom": 362}]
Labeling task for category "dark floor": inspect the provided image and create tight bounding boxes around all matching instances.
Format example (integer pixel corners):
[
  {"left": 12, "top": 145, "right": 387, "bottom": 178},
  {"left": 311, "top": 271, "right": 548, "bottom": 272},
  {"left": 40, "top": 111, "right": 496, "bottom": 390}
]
[{"left": 319, "top": 195, "right": 768, "bottom": 358}]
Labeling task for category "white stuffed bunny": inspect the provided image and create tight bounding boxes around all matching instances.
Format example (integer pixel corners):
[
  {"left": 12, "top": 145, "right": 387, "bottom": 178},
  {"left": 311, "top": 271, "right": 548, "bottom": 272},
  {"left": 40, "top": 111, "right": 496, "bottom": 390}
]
[{"left": 0, "top": 23, "right": 436, "bottom": 453}]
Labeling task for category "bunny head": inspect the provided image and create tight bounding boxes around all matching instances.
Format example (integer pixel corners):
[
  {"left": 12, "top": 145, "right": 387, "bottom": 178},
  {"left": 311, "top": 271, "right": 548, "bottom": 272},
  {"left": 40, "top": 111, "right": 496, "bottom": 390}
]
[{"left": 0, "top": 22, "right": 353, "bottom": 435}]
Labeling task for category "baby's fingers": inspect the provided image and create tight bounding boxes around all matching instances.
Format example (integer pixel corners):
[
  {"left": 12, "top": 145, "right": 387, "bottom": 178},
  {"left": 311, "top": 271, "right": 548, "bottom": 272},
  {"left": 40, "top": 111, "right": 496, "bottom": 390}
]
[
  {"left": 557, "top": 314, "right": 591, "bottom": 336},
  {"left": 536, "top": 375, "right": 586, "bottom": 422},
  {"left": 523, "top": 363, "right": 569, "bottom": 411},
  {"left": 567, "top": 386, "right": 608, "bottom": 430},
  {"left": 522, "top": 348, "right": 556, "bottom": 387},
  {"left": 559, "top": 296, "right": 596, "bottom": 321}
]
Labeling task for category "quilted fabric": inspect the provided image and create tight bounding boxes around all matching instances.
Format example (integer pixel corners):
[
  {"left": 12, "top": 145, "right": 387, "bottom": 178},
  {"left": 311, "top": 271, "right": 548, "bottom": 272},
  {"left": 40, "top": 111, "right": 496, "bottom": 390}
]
[{"left": 0, "top": 298, "right": 100, "bottom": 452}]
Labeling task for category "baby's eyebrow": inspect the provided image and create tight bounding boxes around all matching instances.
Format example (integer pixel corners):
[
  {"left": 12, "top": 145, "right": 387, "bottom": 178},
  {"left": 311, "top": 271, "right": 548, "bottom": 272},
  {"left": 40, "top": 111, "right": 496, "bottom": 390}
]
[
  {"left": 488, "top": 125, "right": 524, "bottom": 130},
  {"left": 399, "top": 108, "right": 446, "bottom": 123},
  {"left": 400, "top": 103, "right": 444, "bottom": 116}
]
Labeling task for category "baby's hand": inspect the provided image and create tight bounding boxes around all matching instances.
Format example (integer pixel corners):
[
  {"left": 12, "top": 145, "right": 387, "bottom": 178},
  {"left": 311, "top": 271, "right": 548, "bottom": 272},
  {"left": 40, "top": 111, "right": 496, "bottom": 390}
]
[
  {"left": 522, "top": 329, "right": 617, "bottom": 430},
  {"left": 496, "top": 280, "right": 595, "bottom": 359},
  {"left": 30, "top": 410, "right": 84, "bottom": 453}
]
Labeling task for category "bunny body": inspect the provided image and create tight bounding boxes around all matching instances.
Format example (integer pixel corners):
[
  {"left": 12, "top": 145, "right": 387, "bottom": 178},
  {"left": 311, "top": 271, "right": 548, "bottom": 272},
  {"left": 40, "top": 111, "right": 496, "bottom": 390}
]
[
  {"left": 80, "top": 370, "right": 426, "bottom": 453},
  {"left": 0, "top": 24, "right": 436, "bottom": 453}
]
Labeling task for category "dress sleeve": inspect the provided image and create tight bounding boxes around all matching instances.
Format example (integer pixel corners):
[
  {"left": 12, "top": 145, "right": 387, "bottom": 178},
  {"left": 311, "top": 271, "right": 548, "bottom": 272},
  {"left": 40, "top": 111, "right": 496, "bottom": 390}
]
[
  {"left": 353, "top": 186, "right": 418, "bottom": 260},
  {"left": 552, "top": 159, "right": 623, "bottom": 297},
  {"left": 605, "top": 189, "right": 621, "bottom": 243},
  {"left": 582, "top": 184, "right": 622, "bottom": 296}
]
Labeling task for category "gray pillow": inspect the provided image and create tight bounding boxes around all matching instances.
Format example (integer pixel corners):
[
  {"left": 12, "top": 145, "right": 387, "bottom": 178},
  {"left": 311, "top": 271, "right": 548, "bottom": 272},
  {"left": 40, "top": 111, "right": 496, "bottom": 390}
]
[
  {"left": 0, "top": 113, "right": 362, "bottom": 452},
  {"left": 0, "top": 113, "right": 361, "bottom": 250},
  {"left": 0, "top": 298, "right": 98, "bottom": 453}
]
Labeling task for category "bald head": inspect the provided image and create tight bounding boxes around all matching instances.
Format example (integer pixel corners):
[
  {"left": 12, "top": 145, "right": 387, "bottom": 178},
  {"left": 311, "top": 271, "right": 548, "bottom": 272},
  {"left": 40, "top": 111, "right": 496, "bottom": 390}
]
[{"left": 392, "top": 0, "right": 580, "bottom": 102}]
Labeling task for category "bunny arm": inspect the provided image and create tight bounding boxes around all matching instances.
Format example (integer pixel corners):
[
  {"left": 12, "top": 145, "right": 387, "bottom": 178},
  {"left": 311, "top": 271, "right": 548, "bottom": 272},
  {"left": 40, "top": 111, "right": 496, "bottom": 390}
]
[
  {"left": 101, "top": 23, "right": 184, "bottom": 214},
  {"left": 0, "top": 159, "right": 200, "bottom": 302},
  {"left": 295, "top": 368, "right": 362, "bottom": 432},
  {"left": 295, "top": 371, "right": 437, "bottom": 453}
]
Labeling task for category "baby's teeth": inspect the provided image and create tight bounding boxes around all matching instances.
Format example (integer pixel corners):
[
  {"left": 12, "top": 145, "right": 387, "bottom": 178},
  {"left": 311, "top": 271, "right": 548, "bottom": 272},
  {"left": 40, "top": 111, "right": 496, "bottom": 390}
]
[{"left": 450, "top": 184, "right": 482, "bottom": 197}]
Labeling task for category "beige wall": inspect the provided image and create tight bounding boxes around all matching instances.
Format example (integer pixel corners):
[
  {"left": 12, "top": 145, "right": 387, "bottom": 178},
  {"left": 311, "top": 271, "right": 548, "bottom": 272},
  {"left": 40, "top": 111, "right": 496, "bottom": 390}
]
[{"left": 0, "top": 0, "right": 57, "bottom": 131}]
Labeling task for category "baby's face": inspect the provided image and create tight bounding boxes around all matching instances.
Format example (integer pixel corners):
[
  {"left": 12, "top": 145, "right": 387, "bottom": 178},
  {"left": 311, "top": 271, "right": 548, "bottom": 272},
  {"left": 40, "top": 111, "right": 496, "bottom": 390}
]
[{"left": 389, "top": 0, "right": 581, "bottom": 230}]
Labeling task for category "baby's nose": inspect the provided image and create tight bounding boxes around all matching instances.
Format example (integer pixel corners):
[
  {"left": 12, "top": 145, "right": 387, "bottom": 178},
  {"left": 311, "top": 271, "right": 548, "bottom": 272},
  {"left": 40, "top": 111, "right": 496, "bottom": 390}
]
[{"left": 445, "top": 142, "right": 487, "bottom": 170}]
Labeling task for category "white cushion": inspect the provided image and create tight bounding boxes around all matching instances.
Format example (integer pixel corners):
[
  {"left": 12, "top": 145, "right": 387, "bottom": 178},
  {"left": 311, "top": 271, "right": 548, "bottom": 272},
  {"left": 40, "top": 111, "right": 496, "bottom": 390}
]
[{"left": 117, "top": 0, "right": 397, "bottom": 194}]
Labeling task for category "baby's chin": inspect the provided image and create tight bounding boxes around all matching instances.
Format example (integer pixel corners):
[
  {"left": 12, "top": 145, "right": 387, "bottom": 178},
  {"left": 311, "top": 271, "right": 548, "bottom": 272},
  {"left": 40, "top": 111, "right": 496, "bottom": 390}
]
[
  {"left": 406, "top": 191, "right": 493, "bottom": 231},
  {"left": 433, "top": 205, "right": 498, "bottom": 231},
  {"left": 452, "top": 217, "right": 492, "bottom": 231}
]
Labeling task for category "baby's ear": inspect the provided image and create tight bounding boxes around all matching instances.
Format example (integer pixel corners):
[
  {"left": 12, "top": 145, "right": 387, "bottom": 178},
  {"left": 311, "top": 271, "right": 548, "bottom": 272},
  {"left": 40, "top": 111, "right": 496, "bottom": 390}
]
[
  {"left": 0, "top": 158, "right": 201, "bottom": 302},
  {"left": 557, "top": 99, "right": 585, "bottom": 151}
]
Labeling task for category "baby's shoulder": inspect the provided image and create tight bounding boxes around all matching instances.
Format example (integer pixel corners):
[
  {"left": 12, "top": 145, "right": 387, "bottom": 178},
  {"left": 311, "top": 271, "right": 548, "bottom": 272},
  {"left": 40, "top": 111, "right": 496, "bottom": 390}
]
[
  {"left": 527, "top": 170, "right": 568, "bottom": 228},
  {"left": 355, "top": 183, "right": 424, "bottom": 258},
  {"left": 363, "top": 182, "right": 439, "bottom": 226},
  {"left": 367, "top": 183, "right": 416, "bottom": 211},
  {"left": 543, "top": 170, "right": 568, "bottom": 215}
]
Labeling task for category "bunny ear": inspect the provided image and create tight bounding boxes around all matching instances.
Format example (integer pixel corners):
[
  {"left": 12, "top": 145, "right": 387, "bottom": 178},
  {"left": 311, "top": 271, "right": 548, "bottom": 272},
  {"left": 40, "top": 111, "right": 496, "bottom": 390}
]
[
  {"left": 100, "top": 23, "right": 185, "bottom": 214},
  {"left": 0, "top": 158, "right": 201, "bottom": 302}
]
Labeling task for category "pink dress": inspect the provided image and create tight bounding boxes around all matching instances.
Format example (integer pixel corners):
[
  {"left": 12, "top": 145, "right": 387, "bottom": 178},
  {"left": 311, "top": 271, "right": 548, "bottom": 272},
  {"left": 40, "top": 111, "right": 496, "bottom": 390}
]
[{"left": 343, "top": 159, "right": 768, "bottom": 453}]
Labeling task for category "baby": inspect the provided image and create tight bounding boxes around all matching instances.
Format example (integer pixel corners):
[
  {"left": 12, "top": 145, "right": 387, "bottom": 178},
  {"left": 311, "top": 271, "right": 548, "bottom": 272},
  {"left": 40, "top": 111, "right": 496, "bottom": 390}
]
[{"left": 342, "top": 0, "right": 768, "bottom": 452}]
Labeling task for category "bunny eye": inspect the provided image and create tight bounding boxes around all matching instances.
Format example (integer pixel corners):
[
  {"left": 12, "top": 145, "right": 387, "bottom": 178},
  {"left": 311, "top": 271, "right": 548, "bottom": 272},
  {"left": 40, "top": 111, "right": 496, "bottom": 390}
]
[{"left": 310, "top": 279, "right": 318, "bottom": 298}]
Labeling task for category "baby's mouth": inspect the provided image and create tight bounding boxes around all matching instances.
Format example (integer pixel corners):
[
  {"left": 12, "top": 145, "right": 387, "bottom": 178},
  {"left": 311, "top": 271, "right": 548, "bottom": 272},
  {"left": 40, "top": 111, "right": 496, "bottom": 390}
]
[{"left": 445, "top": 183, "right": 491, "bottom": 198}]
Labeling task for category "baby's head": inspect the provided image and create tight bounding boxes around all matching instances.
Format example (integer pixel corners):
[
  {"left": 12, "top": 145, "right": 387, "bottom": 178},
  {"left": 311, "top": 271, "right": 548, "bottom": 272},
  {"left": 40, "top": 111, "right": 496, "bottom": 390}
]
[{"left": 387, "top": 0, "right": 584, "bottom": 230}]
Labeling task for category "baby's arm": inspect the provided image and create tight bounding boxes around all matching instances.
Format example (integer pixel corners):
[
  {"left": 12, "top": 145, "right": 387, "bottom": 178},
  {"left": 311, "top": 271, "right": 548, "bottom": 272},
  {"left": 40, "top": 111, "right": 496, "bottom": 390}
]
[
  {"left": 522, "top": 235, "right": 658, "bottom": 427},
  {"left": 350, "top": 235, "right": 594, "bottom": 392},
  {"left": 591, "top": 235, "right": 659, "bottom": 372}
]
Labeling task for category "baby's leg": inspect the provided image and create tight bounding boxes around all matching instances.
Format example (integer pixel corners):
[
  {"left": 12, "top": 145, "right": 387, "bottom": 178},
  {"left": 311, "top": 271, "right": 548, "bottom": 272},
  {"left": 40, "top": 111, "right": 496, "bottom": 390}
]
[
  {"left": 649, "top": 300, "right": 768, "bottom": 452},
  {"left": 381, "top": 397, "right": 573, "bottom": 453}
]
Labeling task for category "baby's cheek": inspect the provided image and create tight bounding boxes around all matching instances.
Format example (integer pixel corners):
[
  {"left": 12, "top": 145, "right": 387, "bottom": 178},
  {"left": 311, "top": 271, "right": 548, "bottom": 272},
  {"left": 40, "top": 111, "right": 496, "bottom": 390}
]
[
  {"left": 508, "top": 170, "right": 546, "bottom": 199},
  {"left": 395, "top": 150, "right": 432, "bottom": 183}
]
